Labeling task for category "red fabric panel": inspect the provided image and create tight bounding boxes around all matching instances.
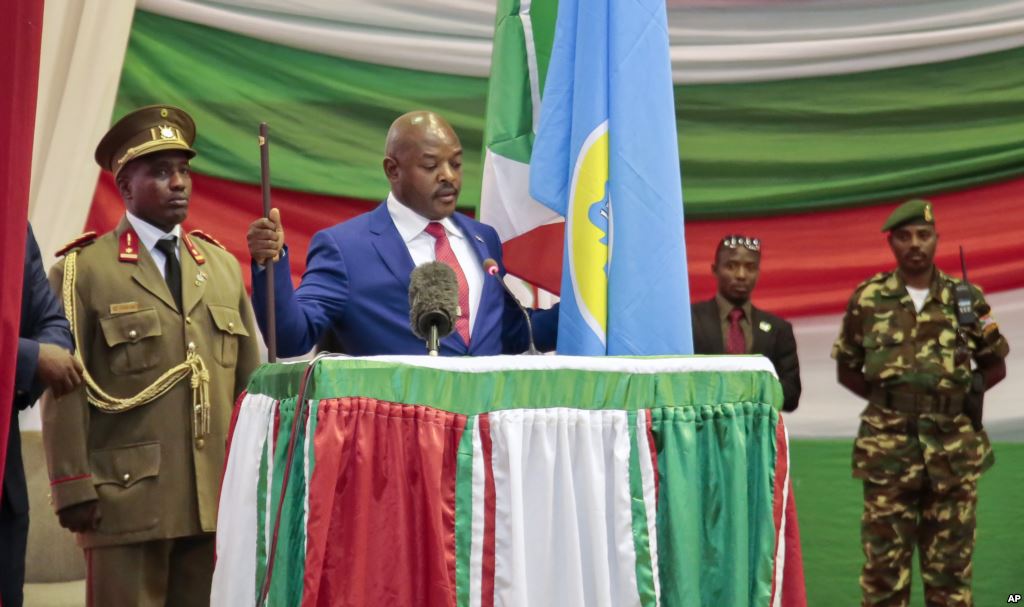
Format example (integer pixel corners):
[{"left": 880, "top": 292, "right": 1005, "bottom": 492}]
[
  {"left": 769, "top": 417, "right": 807, "bottom": 607},
  {"left": 0, "top": 0, "right": 42, "bottom": 507},
  {"left": 685, "top": 178, "right": 1024, "bottom": 317},
  {"left": 645, "top": 412, "right": 660, "bottom": 505},
  {"left": 88, "top": 173, "right": 1024, "bottom": 317},
  {"left": 301, "top": 397, "right": 465, "bottom": 607},
  {"left": 479, "top": 414, "right": 496, "bottom": 607}
]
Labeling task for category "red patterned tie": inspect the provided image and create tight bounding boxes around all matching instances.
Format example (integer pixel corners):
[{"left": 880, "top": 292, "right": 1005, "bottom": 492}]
[
  {"left": 425, "top": 222, "right": 471, "bottom": 345},
  {"left": 727, "top": 307, "right": 746, "bottom": 354}
]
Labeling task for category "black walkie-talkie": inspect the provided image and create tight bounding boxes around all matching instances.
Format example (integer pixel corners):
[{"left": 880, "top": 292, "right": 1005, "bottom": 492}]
[{"left": 953, "top": 246, "right": 977, "bottom": 326}]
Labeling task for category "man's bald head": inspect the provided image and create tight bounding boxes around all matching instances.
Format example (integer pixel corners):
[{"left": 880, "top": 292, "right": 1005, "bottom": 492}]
[
  {"left": 383, "top": 111, "right": 463, "bottom": 220},
  {"left": 385, "top": 111, "right": 458, "bottom": 156}
]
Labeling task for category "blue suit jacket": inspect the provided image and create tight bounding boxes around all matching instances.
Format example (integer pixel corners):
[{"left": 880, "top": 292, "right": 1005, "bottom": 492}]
[
  {"left": 3, "top": 225, "right": 73, "bottom": 516},
  {"left": 253, "top": 203, "right": 556, "bottom": 357}
]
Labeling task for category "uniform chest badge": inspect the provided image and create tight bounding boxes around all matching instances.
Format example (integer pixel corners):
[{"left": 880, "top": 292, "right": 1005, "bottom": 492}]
[
  {"left": 194, "top": 271, "right": 208, "bottom": 286},
  {"left": 759, "top": 321, "right": 772, "bottom": 333}
]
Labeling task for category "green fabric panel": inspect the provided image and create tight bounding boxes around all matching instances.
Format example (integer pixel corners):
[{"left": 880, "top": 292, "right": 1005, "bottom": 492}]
[
  {"left": 117, "top": 11, "right": 1024, "bottom": 217},
  {"left": 627, "top": 411, "right": 657, "bottom": 606},
  {"left": 484, "top": 0, "right": 536, "bottom": 164},
  {"left": 652, "top": 403, "right": 778, "bottom": 607},
  {"left": 245, "top": 358, "right": 783, "bottom": 414},
  {"left": 454, "top": 416, "right": 476, "bottom": 607},
  {"left": 266, "top": 398, "right": 310, "bottom": 606},
  {"left": 530, "top": 0, "right": 558, "bottom": 93},
  {"left": 117, "top": 11, "right": 488, "bottom": 205},
  {"left": 676, "top": 47, "right": 1024, "bottom": 217},
  {"left": 790, "top": 439, "right": 1024, "bottom": 607}
]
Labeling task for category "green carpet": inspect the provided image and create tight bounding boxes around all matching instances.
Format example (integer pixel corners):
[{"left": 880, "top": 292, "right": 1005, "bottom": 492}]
[{"left": 790, "top": 440, "right": 1024, "bottom": 606}]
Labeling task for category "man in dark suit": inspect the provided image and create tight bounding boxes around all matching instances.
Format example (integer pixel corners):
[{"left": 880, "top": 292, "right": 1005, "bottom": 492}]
[
  {"left": 247, "top": 110, "right": 556, "bottom": 356},
  {"left": 691, "top": 235, "right": 801, "bottom": 412},
  {"left": 1, "top": 225, "right": 81, "bottom": 607}
]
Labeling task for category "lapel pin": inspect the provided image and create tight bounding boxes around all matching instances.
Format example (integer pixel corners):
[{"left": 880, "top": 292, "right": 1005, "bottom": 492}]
[
  {"left": 474, "top": 234, "right": 485, "bottom": 243},
  {"left": 759, "top": 320, "right": 772, "bottom": 333}
]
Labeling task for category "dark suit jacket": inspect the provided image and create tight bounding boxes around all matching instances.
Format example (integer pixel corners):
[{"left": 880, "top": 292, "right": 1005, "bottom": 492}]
[
  {"left": 691, "top": 298, "right": 801, "bottom": 412},
  {"left": 253, "top": 202, "right": 557, "bottom": 357},
  {"left": 3, "top": 225, "right": 73, "bottom": 518}
]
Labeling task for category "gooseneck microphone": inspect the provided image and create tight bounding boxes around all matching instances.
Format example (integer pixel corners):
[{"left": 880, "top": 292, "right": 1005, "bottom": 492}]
[
  {"left": 409, "top": 262, "right": 459, "bottom": 356},
  {"left": 482, "top": 258, "right": 540, "bottom": 355}
]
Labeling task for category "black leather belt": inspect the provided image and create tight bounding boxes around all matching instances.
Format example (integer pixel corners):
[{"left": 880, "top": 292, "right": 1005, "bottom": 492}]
[{"left": 869, "top": 389, "right": 965, "bottom": 415}]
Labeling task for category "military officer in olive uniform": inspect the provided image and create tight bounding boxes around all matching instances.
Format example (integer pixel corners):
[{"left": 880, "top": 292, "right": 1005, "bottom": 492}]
[
  {"left": 41, "top": 105, "right": 260, "bottom": 606},
  {"left": 832, "top": 198, "right": 1009, "bottom": 607}
]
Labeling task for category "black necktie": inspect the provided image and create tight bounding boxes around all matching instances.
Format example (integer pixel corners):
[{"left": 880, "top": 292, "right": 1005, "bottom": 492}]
[{"left": 155, "top": 237, "right": 182, "bottom": 311}]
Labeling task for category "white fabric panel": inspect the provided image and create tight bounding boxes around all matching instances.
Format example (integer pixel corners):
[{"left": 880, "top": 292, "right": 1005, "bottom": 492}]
[
  {"left": 469, "top": 420, "right": 485, "bottom": 607},
  {"left": 783, "top": 287, "right": 1024, "bottom": 441},
  {"left": 480, "top": 151, "right": 562, "bottom": 243},
  {"left": 30, "top": 0, "right": 136, "bottom": 270},
  {"left": 139, "top": 0, "right": 1024, "bottom": 82},
  {"left": 210, "top": 393, "right": 275, "bottom": 607},
  {"left": 488, "top": 408, "right": 642, "bottom": 606},
  {"left": 321, "top": 352, "right": 778, "bottom": 376}
]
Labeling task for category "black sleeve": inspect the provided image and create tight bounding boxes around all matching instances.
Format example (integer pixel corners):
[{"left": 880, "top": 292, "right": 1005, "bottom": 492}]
[{"left": 773, "top": 320, "right": 802, "bottom": 412}]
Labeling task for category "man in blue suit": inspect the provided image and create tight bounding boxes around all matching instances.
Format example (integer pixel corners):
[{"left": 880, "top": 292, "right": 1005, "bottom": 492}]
[
  {"left": 1, "top": 225, "right": 82, "bottom": 607},
  {"left": 247, "top": 111, "right": 556, "bottom": 356}
]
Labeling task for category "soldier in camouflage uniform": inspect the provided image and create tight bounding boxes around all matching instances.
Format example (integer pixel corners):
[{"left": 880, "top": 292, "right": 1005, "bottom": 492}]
[{"left": 832, "top": 198, "right": 1009, "bottom": 607}]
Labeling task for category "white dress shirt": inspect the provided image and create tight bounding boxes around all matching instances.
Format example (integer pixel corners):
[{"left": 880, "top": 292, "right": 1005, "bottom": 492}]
[
  {"left": 387, "top": 192, "right": 484, "bottom": 337},
  {"left": 125, "top": 211, "right": 182, "bottom": 280}
]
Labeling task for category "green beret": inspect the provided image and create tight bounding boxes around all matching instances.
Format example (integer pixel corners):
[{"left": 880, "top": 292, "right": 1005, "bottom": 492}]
[
  {"left": 881, "top": 198, "right": 934, "bottom": 232},
  {"left": 95, "top": 104, "right": 197, "bottom": 177}
]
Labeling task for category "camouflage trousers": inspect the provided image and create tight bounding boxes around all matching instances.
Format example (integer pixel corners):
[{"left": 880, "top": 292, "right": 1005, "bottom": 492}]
[
  {"left": 861, "top": 479, "right": 977, "bottom": 607},
  {"left": 853, "top": 403, "right": 991, "bottom": 607}
]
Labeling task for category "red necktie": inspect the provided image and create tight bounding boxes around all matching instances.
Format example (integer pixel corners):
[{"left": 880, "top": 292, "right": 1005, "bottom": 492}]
[
  {"left": 425, "top": 222, "right": 471, "bottom": 345},
  {"left": 727, "top": 307, "right": 746, "bottom": 354}
]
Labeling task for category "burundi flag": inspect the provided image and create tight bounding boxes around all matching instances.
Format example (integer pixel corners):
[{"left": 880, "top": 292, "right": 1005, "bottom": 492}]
[
  {"left": 479, "top": 0, "right": 563, "bottom": 293},
  {"left": 529, "top": 0, "right": 693, "bottom": 355}
]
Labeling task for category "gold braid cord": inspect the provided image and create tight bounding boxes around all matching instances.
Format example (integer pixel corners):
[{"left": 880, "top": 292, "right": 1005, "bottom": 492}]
[{"left": 62, "top": 250, "right": 212, "bottom": 438}]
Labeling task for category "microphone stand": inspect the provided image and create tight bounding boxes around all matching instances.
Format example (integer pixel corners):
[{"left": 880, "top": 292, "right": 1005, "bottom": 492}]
[
  {"left": 428, "top": 325, "right": 440, "bottom": 356},
  {"left": 484, "top": 259, "right": 540, "bottom": 355}
]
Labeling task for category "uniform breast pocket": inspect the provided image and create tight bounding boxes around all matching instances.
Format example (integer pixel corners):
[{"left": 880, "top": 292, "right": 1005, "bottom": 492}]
[
  {"left": 90, "top": 442, "right": 161, "bottom": 534},
  {"left": 98, "top": 308, "right": 163, "bottom": 375},
  {"left": 862, "top": 331, "right": 908, "bottom": 380},
  {"left": 208, "top": 304, "right": 249, "bottom": 367}
]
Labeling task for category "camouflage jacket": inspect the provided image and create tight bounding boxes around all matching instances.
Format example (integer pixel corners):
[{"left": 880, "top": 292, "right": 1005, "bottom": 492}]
[
  {"left": 832, "top": 268, "right": 1008, "bottom": 394},
  {"left": 834, "top": 268, "right": 1009, "bottom": 488}
]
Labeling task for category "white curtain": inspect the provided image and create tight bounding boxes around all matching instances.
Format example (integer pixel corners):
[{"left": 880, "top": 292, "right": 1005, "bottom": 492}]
[
  {"left": 139, "top": 0, "right": 1024, "bottom": 82},
  {"left": 30, "top": 0, "right": 137, "bottom": 271}
]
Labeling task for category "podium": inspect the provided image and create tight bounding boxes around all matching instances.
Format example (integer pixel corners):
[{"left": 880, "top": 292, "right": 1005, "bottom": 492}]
[{"left": 212, "top": 355, "right": 805, "bottom": 606}]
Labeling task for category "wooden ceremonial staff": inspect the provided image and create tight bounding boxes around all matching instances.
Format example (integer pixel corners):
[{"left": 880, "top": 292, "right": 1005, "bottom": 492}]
[{"left": 258, "top": 122, "right": 277, "bottom": 363}]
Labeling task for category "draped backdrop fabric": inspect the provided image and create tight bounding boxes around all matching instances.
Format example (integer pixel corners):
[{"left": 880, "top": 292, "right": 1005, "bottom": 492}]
[
  {"left": 0, "top": 0, "right": 43, "bottom": 501},
  {"left": 212, "top": 355, "right": 806, "bottom": 607},
  {"left": 29, "top": 0, "right": 136, "bottom": 271}
]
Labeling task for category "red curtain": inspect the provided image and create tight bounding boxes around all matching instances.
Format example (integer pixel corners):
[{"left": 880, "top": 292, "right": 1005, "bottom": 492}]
[
  {"left": 0, "top": 0, "right": 43, "bottom": 505},
  {"left": 88, "top": 172, "right": 1024, "bottom": 318}
]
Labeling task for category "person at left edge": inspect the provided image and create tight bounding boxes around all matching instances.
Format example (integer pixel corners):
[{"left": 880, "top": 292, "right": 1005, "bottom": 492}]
[
  {"left": 1, "top": 225, "right": 81, "bottom": 607},
  {"left": 246, "top": 110, "right": 557, "bottom": 356},
  {"left": 41, "top": 105, "right": 260, "bottom": 606}
]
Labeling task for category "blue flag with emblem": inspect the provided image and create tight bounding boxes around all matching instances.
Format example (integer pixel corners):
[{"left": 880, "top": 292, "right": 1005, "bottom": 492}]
[{"left": 529, "top": 0, "right": 693, "bottom": 355}]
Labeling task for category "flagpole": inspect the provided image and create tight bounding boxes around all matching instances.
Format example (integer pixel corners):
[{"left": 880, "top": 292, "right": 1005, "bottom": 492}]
[{"left": 258, "top": 122, "right": 277, "bottom": 363}]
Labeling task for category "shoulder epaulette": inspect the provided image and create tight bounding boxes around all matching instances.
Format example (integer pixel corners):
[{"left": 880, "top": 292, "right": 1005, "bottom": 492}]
[
  {"left": 188, "top": 229, "right": 226, "bottom": 250},
  {"left": 55, "top": 231, "right": 98, "bottom": 257}
]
